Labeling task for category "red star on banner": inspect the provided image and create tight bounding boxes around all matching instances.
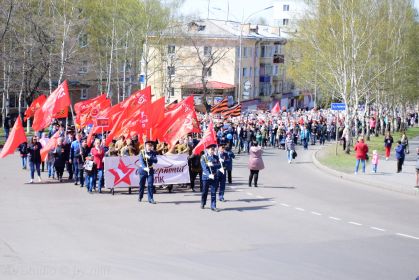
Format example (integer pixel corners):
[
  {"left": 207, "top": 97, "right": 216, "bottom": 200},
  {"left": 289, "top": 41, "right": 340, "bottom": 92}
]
[{"left": 108, "top": 159, "right": 136, "bottom": 186}]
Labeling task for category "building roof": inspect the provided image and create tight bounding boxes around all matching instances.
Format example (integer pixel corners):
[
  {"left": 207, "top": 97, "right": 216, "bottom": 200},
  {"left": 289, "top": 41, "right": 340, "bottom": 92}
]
[
  {"left": 182, "top": 81, "right": 235, "bottom": 89},
  {"left": 160, "top": 19, "right": 286, "bottom": 44}
]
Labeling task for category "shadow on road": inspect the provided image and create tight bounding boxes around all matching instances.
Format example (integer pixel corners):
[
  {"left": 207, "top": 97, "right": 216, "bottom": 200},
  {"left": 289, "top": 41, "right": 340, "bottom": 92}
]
[{"left": 220, "top": 204, "right": 273, "bottom": 212}]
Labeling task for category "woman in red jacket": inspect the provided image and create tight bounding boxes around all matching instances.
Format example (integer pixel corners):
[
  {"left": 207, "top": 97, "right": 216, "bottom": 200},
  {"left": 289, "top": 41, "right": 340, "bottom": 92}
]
[
  {"left": 354, "top": 137, "right": 369, "bottom": 174},
  {"left": 91, "top": 139, "right": 105, "bottom": 193}
]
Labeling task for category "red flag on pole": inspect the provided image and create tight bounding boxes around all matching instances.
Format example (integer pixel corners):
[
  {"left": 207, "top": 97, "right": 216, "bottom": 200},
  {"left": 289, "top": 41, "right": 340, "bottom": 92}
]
[
  {"left": 24, "top": 95, "right": 47, "bottom": 121},
  {"left": 271, "top": 101, "right": 280, "bottom": 115},
  {"left": 32, "top": 80, "right": 71, "bottom": 131},
  {"left": 192, "top": 121, "right": 217, "bottom": 155},
  {"left": 40, "top": 131, "right": 60, "bottom": 162},
  {"left": 0, "top": 116, "right": 27, "bottom": 158},
  {"left": 162, "top": 109, "right": 201, "bottom": 148},
  {"left": 105, "top": 86, "right": 152, "bottom": 146}
]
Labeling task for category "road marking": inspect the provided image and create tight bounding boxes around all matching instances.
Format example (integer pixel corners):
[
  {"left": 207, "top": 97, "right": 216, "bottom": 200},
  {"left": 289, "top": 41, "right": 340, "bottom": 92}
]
[
  {"left": 348, "top": 222, "right": 362, "bottom": 226},
  {"left": 256, "top": 195, "right": 265, "bottom": 199},
  {"left": 246, "top": 192, "right": 253, "bottom": 196},
  {"left": 230, "top": 186, "right": 237, "bottom": 189},
  {"left": 396, "top": 233, "right": 419, "bottom": 240},
  {"left": 329, "top": 216, "right": 341, "bottom": 221},
  {"left": 237, "top": 189, "right": 243, "bottom": 192},
  {"left": 370, "top": 227, "right": 386, "bottom": 232},
  {"left": 311, "top": 211, "right": 322, "bottom": 216},
  {"left": 280, "top": 203, "right": 290, "bottom": 207},
  {"left": 295, "top": 207, "right": 305, "bottom": 211}
]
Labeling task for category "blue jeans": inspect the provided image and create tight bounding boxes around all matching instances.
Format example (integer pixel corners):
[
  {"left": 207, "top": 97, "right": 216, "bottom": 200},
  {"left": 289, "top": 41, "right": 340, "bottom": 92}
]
[
  {"left": 302, "top": 138, "right": 308, "bottom": 150},
  {"left": 355, "top": 159, "right": 366, "bottom": 173},
  {"left": 72, "top": 160, "right": 80, "bottom": 183},
  {"left": 29, "top": 161, "right": 41, "bottom": 179},
  {"left": 21, "top": 156, "right": 27, "bottom": 169},
  {"left": 372, "top": 164, "right": 377, "bottom": 173},
  {"left": 93, "top": 169, "right": 104, "bottom": 192},
  {"left": 87, "top": 174, "right": 95, "bottom": 192},
  {"left": 47, "top": 161, "right": 55, "bottom": 178},
  {"left": 287, "top": 150, "right": 293, "bottom": 162},
  {"left": 4, "top": 128, "right": 9, "bottom": 140}
]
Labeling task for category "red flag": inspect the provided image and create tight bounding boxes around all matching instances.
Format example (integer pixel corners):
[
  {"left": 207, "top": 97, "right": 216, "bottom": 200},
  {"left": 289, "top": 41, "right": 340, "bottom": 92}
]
[
  {"left": 271, "top": 101, "right": 280, "bottom": 115},
  {"left": 77, "top": 96, "right": 111, "bottom": 128},
  {"left": 32, "top": 80, "right": 71, "bottom": 131},
  {"left": 24, "top": 95, "right": 47, "bottom": 121},
  {"left": 162, "top": 109, "right": 201, "bottom": 148},
  {"left": 40, "top": 131, "right": 60, "bottom": 162},
  {"left": 155, "top": 96, "right": 195, "bottom": 141},
  {"left": 53, "top": 106, "right": 68, "bottom": 119},
  {"left": 192, "top": 121, "right": 217, "bottom": 155},
  {"left": 75, "top": 94, "right": 108, "bottom": 127},
  {"left": 148, "top": 97, "right": 165, "bottom": 140},
  {"left": 0, "top": 117, "right": 27, "bottom": 158},
  {"left": 105, "top": 87, "right": 152, "bottom": 146}
]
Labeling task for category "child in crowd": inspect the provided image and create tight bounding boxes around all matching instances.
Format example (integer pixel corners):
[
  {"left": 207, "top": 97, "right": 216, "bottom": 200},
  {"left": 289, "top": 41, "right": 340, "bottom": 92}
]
[{"left": 371, "top": 150, "right": 379, "bottom": 173}]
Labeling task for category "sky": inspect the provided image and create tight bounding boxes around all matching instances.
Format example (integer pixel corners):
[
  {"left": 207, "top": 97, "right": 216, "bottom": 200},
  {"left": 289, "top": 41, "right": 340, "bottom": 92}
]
[{"left": 180, "top": 0, "right": 419, "bottom": 24}]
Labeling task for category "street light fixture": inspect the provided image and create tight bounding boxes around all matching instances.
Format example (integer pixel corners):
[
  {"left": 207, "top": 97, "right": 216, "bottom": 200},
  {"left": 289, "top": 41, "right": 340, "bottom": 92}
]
[{"left": 237, "top": 5, "right": 274, "bottom": 104}]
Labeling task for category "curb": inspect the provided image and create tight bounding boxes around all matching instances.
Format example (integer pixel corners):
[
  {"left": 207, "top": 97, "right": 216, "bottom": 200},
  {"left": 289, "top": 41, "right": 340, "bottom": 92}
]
[{"left": 311, "top": 147, "right": 419, "bottom": 197}]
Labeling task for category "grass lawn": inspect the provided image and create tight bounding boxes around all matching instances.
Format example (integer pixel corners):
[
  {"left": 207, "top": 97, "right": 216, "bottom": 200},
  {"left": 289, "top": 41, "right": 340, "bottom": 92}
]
[{"left": 318, "top": 126, "right": 419, "bottom": 174}]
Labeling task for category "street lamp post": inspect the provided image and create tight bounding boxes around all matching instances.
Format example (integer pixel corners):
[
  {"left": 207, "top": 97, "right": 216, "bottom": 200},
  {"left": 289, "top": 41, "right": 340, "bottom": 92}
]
[{"left": 237, "top": 6, "right": 274, "bottom": 104}]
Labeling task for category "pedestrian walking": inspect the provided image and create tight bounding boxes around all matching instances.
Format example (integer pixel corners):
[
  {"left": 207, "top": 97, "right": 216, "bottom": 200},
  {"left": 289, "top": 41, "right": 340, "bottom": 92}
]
[
  {"left": 91, "top": 139, "right": 105, "bottom": 193},
  {"left": 138, "top": 140, "right": 158, "bottom": 204},
  {"left": 53, "top": 137, "right": 67, "bottom": 182},
  {"left": 371, "top": 150, "right": 379, "bottom": 173},
  {"left": 28, "top": 136, "right": 43, "bottom": 183},
  {"left": 354, "top": 137, "right": 368, "bottom": 174},
  {"left": 200, "top": 144, "right": 220, "bottom": 211},
  {"left": 395, "top": 140, "right": 405, "bottom": 173},
  {"left": 217, "top": 144, "right": 228, "bottom": 202},
  {"left": 18, "top": 141, "right": 28, "bottom": 169},
  {"left": 384, "top": 132, "right": 394, "bottom": 160},
  {"left": 285, "top": 133, "right": 296, "bottom": 164},
  {"left": 3, "top": 114, "right": 11, "bottom": 140},
  {"left": 248, "top": 141, "right": 264, "bottom": 187},
  {"left": 70, "top": 133, "right": 82, "bottom": 185}
]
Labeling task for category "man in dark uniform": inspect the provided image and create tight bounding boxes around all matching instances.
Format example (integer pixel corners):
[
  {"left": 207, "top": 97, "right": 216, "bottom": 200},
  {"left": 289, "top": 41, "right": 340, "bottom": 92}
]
[
  {"left": 138, "top": 140, "right": 158, "bottom": 204},
  {"left": 217, "top": 144, "right": 227, "bottom": 202},
  {"left": 201, "top": 144, "right": 221, "bottom": 211},
  {"left": 224, "top": 144, "right": 235, "bottom": 184}
]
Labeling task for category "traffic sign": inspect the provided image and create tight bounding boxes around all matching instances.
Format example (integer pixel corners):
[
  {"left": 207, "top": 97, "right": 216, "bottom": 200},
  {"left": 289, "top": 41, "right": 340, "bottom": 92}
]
[{"left": 331, "top": 103, "right": 346, "bottom": 111}]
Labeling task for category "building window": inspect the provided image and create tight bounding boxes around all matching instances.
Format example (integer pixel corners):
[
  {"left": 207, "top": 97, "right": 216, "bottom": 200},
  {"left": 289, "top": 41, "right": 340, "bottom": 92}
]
[
  {"left": 243, "top": 47, "right": 247, "bottom": 57},
  {"left": 204, "top": 46, "right": 212, "bottom": 56},
  {"left": 169, "top": 87, "right": 175, "bottom": 97},
  {"left": 167, "top": 66, "right": 175, "bottom": 76},
  {"left": 79, "top": 60, "right": 88, "bottom": 74},
  {"left": 242, "top": 67, "right": 247, "bottom": 77},
  {"left": 283, "top": 18, "right": 289, "bottom": 26},
  {"left": 168, "top": 45, "right": 175, "bottom": 54},
  {"left": 283, "top": 4, "right": 289, "bottom": 11},
  {"left": 273, "top": 65, "right": 279, "bottom": 75},
  {"left": 249, "top": 67, "right": 252, "bottom": 77},
  {"left": 205, "top": 67, "right": 212, "bottom": 77},
  {"left": 255, "top": 67, "right": 259, "bottom": 77},
  {"left": 80, "top": 89, "right": 88, "bottom": 100},
  {"left": 79, "top": 34, "right": 88, "bottom": 48}
]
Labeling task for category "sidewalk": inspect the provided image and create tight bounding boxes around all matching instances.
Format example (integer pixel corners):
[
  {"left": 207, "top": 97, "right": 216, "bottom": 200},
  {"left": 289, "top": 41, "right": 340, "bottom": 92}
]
[{"left": 312, "top": 137, "right": 419, "bottom": 196}]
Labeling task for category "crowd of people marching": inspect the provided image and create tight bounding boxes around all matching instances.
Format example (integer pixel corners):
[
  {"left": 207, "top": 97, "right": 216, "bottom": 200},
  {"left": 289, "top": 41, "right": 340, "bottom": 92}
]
[{"left": 10, "top": 107, "right": 419, "bottom": 210}]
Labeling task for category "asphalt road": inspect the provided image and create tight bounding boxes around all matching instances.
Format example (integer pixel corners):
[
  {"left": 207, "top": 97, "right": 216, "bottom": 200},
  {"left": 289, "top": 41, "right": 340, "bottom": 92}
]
[{"left": 0, "top": 145, "right": 418, "bottom": 280}]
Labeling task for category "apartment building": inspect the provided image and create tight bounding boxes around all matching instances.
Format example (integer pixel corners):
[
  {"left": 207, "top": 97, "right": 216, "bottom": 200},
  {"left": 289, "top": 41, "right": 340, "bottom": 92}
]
[{"left": 146, "top": 19, "right": 287, "bottom": 111}]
